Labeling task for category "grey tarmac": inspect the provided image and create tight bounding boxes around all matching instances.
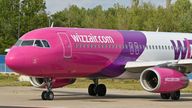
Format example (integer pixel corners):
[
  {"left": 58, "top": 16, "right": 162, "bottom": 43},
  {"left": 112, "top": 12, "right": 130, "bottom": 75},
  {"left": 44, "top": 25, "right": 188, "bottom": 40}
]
[{"left": 0, "top": 87, "right": 192, "bottom": 108}]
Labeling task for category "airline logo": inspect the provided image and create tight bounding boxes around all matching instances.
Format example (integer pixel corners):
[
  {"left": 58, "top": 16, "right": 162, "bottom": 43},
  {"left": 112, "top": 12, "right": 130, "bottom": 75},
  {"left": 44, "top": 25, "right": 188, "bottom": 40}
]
[
  {"left": 171, "top": 38, "right": 192, "bottom": 59},
  {"left": 165, "top": 77, "right": 180, "bottom": 82},
  {"left": 71, "top": 33, "right": 114, "bottom": 43}
]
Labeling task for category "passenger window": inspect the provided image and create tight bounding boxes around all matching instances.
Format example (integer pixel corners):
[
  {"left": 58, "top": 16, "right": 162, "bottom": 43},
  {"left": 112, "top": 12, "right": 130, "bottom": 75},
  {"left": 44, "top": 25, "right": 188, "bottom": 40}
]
[
  {"left": 165, "top": 46, "right": 167, "bottom": 50},
  {"left": 34, "top": 40, "right": 43, "bottom": 47},
  {"left": 159, "top": 45, "right": 161, "bottom": 50},
  {"left": 162, "top": 46, "right": 164, "bottom": 50},
  {"left": 149, "top": 45, "right": 151, "bottom": 49},
  {"left": 168, "top": 46, "right": 170, "bottom": 50},
  {"left": 155, "top": 46, "right": 158, "bottom": 49},
  {"left": 21, "top": 40, "right": 34, "bottom": 46},
  {"left": 42, "top": 40, "right": 50, "bottom": 48},
  {"left": 90, "top": 44, "right": 93, "bottom": 48}
]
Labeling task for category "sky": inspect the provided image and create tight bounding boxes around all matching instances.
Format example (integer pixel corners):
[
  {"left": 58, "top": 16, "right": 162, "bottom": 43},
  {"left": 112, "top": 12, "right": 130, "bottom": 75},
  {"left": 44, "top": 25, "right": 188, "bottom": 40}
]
[{"left": 45, "top": 0, "right": 177, "bottom": 14}]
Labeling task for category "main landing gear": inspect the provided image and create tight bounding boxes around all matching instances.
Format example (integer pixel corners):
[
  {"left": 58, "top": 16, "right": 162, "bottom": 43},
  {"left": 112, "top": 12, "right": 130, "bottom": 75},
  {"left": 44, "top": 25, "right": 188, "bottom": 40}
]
[
  {"left": 41, "top": 78, "right": 54, "bottom": 100},
  {"left": 88, "top": 79, "right": 107, "bottom": 96},
  {"left": 160, "top": 90, "right": 180, "bottom": 100}
]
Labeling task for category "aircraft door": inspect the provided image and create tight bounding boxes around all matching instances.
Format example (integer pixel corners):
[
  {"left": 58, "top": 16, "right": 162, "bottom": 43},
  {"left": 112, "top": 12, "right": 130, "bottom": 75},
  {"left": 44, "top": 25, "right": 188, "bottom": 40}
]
[{"left": 58, "top": 32, "right": 72, "bottom": 58}]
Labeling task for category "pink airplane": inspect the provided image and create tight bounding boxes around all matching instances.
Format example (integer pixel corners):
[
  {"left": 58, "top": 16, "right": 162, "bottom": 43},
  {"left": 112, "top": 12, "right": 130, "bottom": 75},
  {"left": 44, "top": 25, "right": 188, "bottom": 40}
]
[{"left": 5, "top": 27, "right": 192, "bottom": 100}]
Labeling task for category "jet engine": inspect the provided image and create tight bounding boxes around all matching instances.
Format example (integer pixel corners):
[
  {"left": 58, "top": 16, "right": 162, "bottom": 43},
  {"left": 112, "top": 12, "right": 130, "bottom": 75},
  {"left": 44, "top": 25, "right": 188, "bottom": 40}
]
[
  {"left": 140, "top": 67, "right": 189, "bottom": 93},
  {"left": 29, "top": 77, "right": 76, "bottom": 88}
]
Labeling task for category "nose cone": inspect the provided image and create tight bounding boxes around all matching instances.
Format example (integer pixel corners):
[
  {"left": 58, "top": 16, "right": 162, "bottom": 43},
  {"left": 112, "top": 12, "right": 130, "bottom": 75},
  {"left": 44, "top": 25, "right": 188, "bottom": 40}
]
[{"left": 5, "top": 49, "right": 25, "bottom": 72}]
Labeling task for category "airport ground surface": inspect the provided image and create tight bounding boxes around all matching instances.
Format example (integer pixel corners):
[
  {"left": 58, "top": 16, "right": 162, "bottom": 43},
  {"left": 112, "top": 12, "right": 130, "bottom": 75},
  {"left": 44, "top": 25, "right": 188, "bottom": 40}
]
[{"left": 0, "top": 87, "right": 192, "bottom": 108}]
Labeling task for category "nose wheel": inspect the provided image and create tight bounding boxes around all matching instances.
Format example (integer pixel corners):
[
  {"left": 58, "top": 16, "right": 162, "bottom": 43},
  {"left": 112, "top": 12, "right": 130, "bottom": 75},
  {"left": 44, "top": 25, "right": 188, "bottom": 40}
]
[
  {"left": 41, "top": 78, "right": 54, "bottom": 100},
  {"left": 41, "top": 91, "right": 54, "bottom": 100},
  {"left": 88, "top": 79, "right": 107, "bottom": 96}
]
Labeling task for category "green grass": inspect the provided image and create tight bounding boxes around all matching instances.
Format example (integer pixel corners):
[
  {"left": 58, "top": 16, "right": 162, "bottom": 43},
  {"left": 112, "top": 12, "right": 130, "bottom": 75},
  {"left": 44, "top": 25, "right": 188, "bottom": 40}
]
[
  {"left": 0, "top": 73, "right": 192, "bottom": 93},
  {"left": 67, "top": 79, "right": 143, "bottom": 90},
  {"left": 0, "top": 73, "right": 31, "bottom": 86}
]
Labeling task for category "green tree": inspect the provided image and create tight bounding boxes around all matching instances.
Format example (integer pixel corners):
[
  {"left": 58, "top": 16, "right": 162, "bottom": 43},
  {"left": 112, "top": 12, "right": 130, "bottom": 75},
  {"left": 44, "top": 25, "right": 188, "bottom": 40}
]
[{"left": 0, "top": 0, "right": 48, "bottom": 54}]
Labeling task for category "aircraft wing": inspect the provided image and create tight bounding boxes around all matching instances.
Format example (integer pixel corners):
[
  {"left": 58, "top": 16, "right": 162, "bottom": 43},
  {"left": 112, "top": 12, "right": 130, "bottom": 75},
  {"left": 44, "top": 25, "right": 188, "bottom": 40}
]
[{"left": 125, "top": 59, "right": 192, "bottom": 73}]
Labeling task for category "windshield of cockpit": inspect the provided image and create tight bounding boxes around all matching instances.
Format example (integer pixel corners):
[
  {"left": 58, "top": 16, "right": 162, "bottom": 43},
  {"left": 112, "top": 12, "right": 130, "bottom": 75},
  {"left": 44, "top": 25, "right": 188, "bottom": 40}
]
[{"left": 15, "top": 40, "right": 50, "bottom": 48}]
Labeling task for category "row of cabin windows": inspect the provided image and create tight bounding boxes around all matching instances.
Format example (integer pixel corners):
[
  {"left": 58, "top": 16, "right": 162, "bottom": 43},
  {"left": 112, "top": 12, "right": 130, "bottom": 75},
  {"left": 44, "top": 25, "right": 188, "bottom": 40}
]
[{"left": 74, "top": 43, "right": 189, "bottom": 51}]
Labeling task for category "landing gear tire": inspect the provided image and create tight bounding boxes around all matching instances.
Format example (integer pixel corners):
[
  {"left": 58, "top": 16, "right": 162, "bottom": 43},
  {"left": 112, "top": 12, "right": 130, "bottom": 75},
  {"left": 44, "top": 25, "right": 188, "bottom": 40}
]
[
  {"left": 97, "top": 84, "right": 106, "bottom": 96},
  {"left": 88, "top": 84, "right": 97, "bottom": 96},
  {"left": 41, "top": 78, "right": 54, "bottom": 100},
  {"left": 41, "top": 91, "right": 48, "bottom": 100},
  {"left": 88, "top": 79, "right": 107, "bottom": 97},
  {"left": 171, "top": 90, "right": 180, "bottom": 100},
  {"left": 160, "top": 93, "right": 171, "bottom": 99},
  {"left": 41, "top": 91, "right": 54, "bottom": 100}
]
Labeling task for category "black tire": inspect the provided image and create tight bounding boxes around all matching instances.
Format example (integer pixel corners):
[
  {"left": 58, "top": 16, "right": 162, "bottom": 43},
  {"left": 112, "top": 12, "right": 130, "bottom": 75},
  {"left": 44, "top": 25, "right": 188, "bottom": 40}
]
[
  {"left": 171, "top": 90, "right": 180, "bottom": 100},
  {"left": 88, "top": 84, "right": 97, "bottom": 96},
  {"left": 41, "top": 91, "right": 48, "bottom": 100},
  {"left": 41, "top": 91, "right": 54, "bottom": 100},
  {"left": 47, "top": 91, "right": 54, "bottom": 100},
  {"left": 160, "top": 93, "right": 171, "bottom": 99},
  {"left": 97, "top": 84, "right": 106, "bottom": 96}
]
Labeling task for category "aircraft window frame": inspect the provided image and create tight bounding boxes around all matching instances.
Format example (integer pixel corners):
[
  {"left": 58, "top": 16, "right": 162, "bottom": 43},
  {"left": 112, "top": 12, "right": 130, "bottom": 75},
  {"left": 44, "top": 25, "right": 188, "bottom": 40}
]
[
  {"left": 21, "top": 40, "right": 35, "bottom": 46},
  {"left": 86, "top": 44, "right": 89, "bottom": 48},
  {"left": 90, "top": 44, "right": 93, "bottom": 48},
  {"left": 108, "top": 44, "right": 111, "bottom": 48},
  {"left": 165, "top": 46, "right": 167, "bottom": 50},
  {"left": 93, "top": 44, "right": 97, "bottom": 48},
  {"left": 155, "top": 45, "right": 158, "bottom": 49},
  {"left": 159, "top": 45, "right": 161, "bottom": 50},
  {"left": 162, "top": 46, "right": 164, "bottom": 50},
  {"left": 152, "top": 45, "right": 155, "bottom": 49},
  {"left": 42, "top": 40, "right": 50, "bottom": 48},
  {"left": 34, "top": 40, "right": 44, "bottom": 48},
  {"left": 149, "top": 45, "right": 151, "bottom": 49},
  {"left": 15, "top": 40, "right": 22, "bottom": 46},
  {"left": 168, "top": 46, "right": 170, "bottom": 50}
]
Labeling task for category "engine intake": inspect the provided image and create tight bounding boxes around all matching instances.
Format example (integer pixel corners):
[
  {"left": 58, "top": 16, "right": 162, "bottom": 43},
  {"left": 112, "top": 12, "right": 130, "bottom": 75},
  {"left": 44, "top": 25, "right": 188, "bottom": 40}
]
[{"left": 140, "top": 67, "right": 189, "bottom": 93}]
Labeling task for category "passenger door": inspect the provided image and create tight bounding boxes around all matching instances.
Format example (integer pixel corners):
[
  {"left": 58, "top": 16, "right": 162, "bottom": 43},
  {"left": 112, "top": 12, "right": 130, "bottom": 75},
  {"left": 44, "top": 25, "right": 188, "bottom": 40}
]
[{"left": 58, "top": 32, "right": 72, "bottom": 59}]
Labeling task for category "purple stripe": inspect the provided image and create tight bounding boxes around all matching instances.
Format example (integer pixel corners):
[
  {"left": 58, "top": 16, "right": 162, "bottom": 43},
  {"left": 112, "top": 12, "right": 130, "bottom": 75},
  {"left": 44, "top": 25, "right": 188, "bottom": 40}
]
[{"left": 91, "top": 31, "right": 147, "bottom": 77}]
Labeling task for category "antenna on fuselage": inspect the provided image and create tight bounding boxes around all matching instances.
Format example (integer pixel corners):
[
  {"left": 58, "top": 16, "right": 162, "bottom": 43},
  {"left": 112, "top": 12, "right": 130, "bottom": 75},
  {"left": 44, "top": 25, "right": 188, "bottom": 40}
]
[{"left": 156, "top": 27, "right": 159, "bottom": 32}]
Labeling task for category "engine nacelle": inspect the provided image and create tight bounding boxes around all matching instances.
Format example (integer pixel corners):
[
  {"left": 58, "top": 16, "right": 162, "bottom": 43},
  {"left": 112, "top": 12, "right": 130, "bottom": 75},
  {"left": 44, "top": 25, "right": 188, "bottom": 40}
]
[
  {"left": 140, "top": 67, "right": 189, "bottom": 93},
  {"left": 29, "top": 77, "right": 76, "bottom": 88}
]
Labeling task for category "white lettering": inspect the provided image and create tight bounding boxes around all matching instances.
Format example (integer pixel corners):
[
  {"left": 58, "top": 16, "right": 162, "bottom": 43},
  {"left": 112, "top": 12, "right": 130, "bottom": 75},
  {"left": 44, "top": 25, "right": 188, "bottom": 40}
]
[
  {"left": 70, "top": 33, "right": 115, "bottom": 44},
  {"left": 165, "top": 78, "right": 180, "bottom": 82}
]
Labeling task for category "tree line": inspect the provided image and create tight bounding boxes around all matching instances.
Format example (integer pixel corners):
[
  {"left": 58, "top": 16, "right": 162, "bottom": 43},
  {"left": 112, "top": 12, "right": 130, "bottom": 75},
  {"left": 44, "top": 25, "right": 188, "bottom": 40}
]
[{"left": 0, "top": 0, "right": 192, "bottom": 54}]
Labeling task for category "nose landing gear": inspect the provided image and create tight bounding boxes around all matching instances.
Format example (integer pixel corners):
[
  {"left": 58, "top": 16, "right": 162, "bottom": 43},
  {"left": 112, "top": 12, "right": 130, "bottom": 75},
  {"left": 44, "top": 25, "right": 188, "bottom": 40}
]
[
  {"left": 41, "top": 78, "right": 54, "bottom": 100},
  {"left": 88, "top": 79, "right": 107, "bottom": 96}
]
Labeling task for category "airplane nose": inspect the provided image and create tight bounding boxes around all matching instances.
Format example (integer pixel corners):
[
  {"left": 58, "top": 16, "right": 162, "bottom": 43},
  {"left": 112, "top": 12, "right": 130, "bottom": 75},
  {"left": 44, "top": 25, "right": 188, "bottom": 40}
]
[{"left": 5, "top": 51, "right": 25, "bottom": 71}]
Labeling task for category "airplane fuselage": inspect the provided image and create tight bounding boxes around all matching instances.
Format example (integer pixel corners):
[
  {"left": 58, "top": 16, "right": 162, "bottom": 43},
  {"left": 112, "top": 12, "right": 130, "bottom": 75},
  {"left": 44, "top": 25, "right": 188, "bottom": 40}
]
[{"left": 6, "top": 27, "right": 192, "bottom": 78}]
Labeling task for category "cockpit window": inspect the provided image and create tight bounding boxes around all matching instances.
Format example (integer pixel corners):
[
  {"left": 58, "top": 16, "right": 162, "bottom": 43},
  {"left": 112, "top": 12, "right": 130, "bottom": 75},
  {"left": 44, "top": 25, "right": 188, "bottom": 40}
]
[
  {"left": 15, "top": 40, "right": 22, "bottom": 46},
  {"left": 34, "top": 40, "right": 43, "bottom": 47},
  {"left": 42, "top": 40, "right": 50, "bottom": 48},
  {"left": 21, "top": 40, "right": 34, "bottom": 46},
  {"left": 16, "top": 39, "right": 50, "bottom": 48}
]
